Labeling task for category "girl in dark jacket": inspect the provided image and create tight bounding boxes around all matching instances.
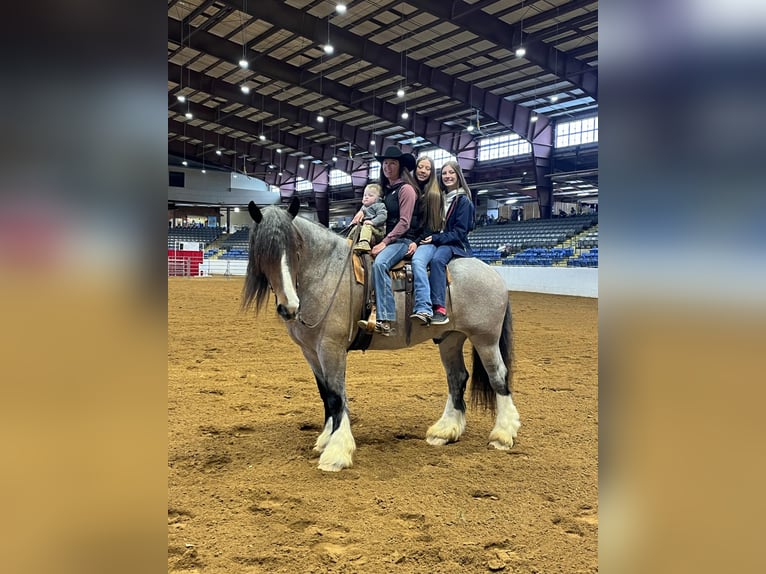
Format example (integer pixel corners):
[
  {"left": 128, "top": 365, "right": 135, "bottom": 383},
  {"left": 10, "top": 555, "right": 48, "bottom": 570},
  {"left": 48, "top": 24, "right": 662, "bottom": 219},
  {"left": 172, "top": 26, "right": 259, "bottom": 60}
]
[{"left": 410, "top": 160, "right": 474, "bottom": 325}]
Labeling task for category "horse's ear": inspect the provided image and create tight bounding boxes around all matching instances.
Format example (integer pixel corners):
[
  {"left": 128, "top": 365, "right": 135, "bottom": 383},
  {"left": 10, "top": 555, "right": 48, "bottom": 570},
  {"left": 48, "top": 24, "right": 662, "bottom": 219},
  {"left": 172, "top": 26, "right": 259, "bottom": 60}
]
[
  {"left": 287, "top": 196, "right": 300, "bottom": 219},
  {"left": 248, "top": 201, "right": 262, "bottom": 223}
]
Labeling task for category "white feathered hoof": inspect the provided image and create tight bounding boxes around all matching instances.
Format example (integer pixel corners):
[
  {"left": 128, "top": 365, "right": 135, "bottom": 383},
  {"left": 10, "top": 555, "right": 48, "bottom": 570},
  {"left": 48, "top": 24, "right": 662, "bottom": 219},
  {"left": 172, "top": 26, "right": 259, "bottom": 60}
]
[
  {"left": 315, "top": 413, "right": 356, "bottom": 471},
  {"left": 488, "top": 394, "right": 520, "bottom": 450},
  {"left": 313, "top": 418, "right": 333, "bottom": 453},
  {"left": 425, "top": 410, "right": 466, "bottom": 446},
  {"left": 488, "top": 431, "right": 515, "bottom": 451}
]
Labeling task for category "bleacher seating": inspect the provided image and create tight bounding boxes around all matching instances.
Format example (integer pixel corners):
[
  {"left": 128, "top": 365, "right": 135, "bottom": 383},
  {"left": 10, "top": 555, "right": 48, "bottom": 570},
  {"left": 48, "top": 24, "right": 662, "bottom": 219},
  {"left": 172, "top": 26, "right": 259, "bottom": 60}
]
[
  {"left": 469, "top": 215, "right": 598, "bottom": 265},
  {"left": 502, "top": 247, "right": 574, "bottom": 266},
  {"left": 567, "top": 248, "right": 598, "bottom": 267},
  {"left": 167, "top": 226, "right": 224, "bottom": 249},
  {"left": 218, "top": 228, "right": 250, "bottom": 260}
]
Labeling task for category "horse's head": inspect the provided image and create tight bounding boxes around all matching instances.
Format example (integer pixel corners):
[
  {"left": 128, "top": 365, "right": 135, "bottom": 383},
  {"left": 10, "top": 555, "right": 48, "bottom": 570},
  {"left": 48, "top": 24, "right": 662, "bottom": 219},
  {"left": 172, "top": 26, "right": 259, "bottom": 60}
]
[{"left": 242, "top": 197, "right": 302, "bottom": 321}]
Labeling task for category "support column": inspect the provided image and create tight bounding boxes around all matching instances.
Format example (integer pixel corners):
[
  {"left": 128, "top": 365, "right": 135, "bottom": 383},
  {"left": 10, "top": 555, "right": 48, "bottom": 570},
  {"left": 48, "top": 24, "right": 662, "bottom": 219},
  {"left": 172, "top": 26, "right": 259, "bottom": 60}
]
[{"left": 532, "top": 120, "right": 554, "bottom": 219}]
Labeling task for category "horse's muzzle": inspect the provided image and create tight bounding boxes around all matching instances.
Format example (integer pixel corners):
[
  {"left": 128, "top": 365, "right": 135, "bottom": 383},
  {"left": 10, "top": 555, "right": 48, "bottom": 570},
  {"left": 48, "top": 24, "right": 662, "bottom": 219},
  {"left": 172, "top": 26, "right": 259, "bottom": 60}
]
[{"left": 277, "top": 304, "right": 297, "bottom": 321}]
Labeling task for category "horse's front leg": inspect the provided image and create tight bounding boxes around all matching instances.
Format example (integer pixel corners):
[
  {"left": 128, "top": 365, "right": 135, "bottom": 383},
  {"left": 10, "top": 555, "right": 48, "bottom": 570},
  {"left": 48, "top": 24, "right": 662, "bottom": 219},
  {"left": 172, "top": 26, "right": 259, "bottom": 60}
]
[
  {"left": 303, "top": 345, "right": 355, "bottom": 471},
  {"left": 427, "top": 333, "right": 468, "bottom": 445}
]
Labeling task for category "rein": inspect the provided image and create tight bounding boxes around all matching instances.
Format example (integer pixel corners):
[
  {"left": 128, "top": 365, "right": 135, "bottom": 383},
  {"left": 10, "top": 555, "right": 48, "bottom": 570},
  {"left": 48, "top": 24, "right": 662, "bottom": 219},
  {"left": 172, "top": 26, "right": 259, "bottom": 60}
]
[{"left": 295, "top": 224, "right": 358, "bottom": 330}]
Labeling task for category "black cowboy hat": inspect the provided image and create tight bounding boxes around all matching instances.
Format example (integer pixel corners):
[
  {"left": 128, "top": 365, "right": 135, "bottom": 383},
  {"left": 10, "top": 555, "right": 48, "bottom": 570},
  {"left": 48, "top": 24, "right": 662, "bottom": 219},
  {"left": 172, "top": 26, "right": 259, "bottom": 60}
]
[{"left": 374, "top": 145, "right": 416, "bottom": 172}]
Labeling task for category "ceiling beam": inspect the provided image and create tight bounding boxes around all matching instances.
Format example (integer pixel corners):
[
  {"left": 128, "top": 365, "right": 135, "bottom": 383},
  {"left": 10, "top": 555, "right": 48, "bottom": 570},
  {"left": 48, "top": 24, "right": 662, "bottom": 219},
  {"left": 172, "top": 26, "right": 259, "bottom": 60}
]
[
  {"left": 407, "top": 0, "right": 597, "bottom": 100},
  {"left": 169, "top": 15, "right": 467, "bottom": 150},
  {"left": 213, "top": 0, "right": 547, "bottom": 141}
]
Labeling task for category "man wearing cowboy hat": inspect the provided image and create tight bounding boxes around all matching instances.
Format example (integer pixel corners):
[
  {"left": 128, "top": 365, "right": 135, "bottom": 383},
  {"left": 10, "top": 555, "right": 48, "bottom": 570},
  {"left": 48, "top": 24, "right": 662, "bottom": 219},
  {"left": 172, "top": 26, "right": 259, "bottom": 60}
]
[{"left": 360, "top": 145, "right": 420, "bottom": 336}]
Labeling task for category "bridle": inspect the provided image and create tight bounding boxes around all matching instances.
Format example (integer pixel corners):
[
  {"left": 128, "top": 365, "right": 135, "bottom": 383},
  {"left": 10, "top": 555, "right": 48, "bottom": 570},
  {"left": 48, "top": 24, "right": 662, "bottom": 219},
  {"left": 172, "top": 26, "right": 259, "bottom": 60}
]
[{"left": 293, "top": 224, "right": 357, "bottom": 330}]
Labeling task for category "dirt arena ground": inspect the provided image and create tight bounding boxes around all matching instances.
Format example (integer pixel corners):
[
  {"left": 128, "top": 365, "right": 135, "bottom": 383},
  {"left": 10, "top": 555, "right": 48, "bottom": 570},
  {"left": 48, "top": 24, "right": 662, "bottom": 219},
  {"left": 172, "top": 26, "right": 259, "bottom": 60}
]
[{"left": 168, "top": 277, "right": 598, "bottom": 573}]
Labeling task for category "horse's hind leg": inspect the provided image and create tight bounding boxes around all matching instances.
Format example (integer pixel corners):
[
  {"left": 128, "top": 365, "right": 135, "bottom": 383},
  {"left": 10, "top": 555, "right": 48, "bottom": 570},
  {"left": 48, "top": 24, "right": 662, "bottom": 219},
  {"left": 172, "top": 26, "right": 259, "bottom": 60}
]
[
  {"left": 427, "top": 333, "right": 469, "bottom": 446},
  {"left": 472, "top": 338, "right": 521, "bottom": 450}
]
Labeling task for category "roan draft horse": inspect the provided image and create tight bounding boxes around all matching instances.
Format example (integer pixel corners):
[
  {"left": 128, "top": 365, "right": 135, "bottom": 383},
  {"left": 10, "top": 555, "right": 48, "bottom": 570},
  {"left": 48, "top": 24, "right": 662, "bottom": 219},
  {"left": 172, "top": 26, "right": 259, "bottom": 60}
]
[{"left": 242, "top": 198, "right": 521, "bottom": 471}]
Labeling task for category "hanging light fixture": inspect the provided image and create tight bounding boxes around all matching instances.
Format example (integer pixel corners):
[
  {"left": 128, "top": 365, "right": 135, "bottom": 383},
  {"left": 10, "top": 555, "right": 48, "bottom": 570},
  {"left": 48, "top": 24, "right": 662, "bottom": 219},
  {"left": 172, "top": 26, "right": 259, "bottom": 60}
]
[
  {"left": 323, "top": 17, "right": 334, "bottom": 54},
  {"left": 238, "top": 1, "right": 249, "bottom": 68},
  {"left": 215, "top": 105, "right": 222, "bottom": 155},
  {"left": 516, "top": 1, "right": 526, "bottom": 58},
  {"left": 317, "top": 62, "right": 325, "bottom": 123},
  {"left": 336, "top": 3, "right": 347, "bottom": 14}
]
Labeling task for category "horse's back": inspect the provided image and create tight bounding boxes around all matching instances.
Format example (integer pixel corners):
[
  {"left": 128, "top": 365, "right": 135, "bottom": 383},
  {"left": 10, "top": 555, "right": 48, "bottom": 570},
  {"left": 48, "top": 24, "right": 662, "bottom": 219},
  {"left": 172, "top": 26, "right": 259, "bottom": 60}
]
[
  {"left": 448, "top": 257, "right": 508, "bottom": 308},
  {"left": 365, "top": 258, "right": 508, "bottom": 350}
]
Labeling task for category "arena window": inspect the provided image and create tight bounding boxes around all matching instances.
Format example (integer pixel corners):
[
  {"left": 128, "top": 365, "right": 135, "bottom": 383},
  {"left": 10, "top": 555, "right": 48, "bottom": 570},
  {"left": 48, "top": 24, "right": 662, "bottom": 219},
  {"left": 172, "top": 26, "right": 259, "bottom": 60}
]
[
  {"left": 295, "top": 178, "right": 313, "bottom": 192},
  {"left": 477, "top": 134, "right": 531, "bottom": 161},
  {"left": 329, "top": 169, "right": 352, "bottom": 186},
  {"left": 419, "top": 147, "right": 456, "bottom": 169},
  {"left": 555, "top": 116, "right": 598, "bottom": 148},
  {"left": 368, "top": 161, "right": 380, "bottom": 181}
]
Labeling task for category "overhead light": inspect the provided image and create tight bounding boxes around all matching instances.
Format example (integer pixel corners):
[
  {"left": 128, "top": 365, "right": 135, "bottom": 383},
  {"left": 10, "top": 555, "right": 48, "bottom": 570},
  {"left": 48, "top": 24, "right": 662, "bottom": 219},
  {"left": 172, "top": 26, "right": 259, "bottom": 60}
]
[
  {"left": 401, "top": 110, "right": 409, "bottom": 119},
  {"left": 185, "top": 112, "right": 193, "bottom": 119},
  {"left": 530, "top": 114, "right": 538, "bottom": 122},
  {"left": 234, "top": 207, "right": 240, "bottom": 212},
  {"left": 336, "top": 3, "right": 347, "bottom": 14},
  {"left": 396, "top": 87, "right": 405, "bottom": 98},
  {"left": 466, "top": 124, "right": 474, "bottom": 132},
  {"left": 477, "top": 189, "right": 488, "bottom": 194},
  {"left": 259, "top": 134, "right": 266, "bottom": 141},
  {"left": 238, "top": 59, "right": 248, "bottom": 69},
  {"left": 323, "top": 44, "right": 334, "bottom": 55},
  {"left": 505, "top": 198, "right": 518, "bottom": 204},
  {"left": 215, "top": 149, "right": 222, "bottom": 156},
  {"left": 299, "top": 162, "right": 305, "bottom": 169},
  {"left": 241, "top": 84, "right": 250, "bottom": 94},
  {"left": 317, "top": 113, "right": 324, "bottom": 123},
  {"left": 176, "top": 94, "right": 186, "bottom": 103},
  {"left": 331, "top": 155, "right": 338, "bottom": 162},
  {"left": 276, "top": 148, "right": 282, "bottom": 154},
  {"left": 370, "top": 139, "right": 375, "bottom": 146},
  {"left": 182, "top": 160, "right": 188, "bottom": 166},
  {"left": 515, "top": 46, "right": 526, "bottom": 58},
  {"left": 550, "top": 95, "right": 559, "bottom": 103},
  {"left": 201, "top": 169, "right": 206, "bottom": 174},
  {"left": 278, "top": 171, "right": 283, "bottom": 177}
]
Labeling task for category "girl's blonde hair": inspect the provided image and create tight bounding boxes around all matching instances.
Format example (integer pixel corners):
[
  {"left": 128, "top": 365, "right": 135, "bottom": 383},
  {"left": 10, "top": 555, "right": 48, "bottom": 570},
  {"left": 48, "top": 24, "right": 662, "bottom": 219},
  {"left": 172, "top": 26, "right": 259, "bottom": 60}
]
[{"left": 415, "top": 156, "right": 445, "bottom": 232}]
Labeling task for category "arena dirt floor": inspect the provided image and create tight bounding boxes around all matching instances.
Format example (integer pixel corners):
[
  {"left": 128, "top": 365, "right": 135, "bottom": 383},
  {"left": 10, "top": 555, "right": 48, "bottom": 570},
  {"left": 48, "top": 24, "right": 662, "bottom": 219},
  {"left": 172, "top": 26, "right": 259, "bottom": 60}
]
[{"left": 168, "top": 277, "right": 598, "bottom": 574}]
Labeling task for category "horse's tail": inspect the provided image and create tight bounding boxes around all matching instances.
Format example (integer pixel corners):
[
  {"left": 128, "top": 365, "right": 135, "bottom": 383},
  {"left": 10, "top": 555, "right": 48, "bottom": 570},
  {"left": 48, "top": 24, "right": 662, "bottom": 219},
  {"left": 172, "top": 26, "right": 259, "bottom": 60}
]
[{"left": 470, "top": 299, "right": 513, "bottom": 413}]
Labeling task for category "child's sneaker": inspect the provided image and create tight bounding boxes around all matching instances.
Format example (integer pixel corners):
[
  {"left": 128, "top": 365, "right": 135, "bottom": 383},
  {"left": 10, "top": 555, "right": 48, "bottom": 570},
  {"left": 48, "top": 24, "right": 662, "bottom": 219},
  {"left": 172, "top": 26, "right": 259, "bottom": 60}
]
[
  {"left": 430, "top": 311, "right": 449, "bottom": 325},
  {"left": 374, "top": 321, "right": 392, "bottom": 336}
]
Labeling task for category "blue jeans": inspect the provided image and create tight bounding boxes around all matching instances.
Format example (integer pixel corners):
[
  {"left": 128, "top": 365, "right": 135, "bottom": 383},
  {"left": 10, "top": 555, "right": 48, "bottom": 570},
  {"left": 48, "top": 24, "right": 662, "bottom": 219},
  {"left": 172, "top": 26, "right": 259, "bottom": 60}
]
[
  {"left": 371, "top": 240, "right": 411, "bottom": 322},
  {"left": 429, "top": 246, "right": 456, "bottom": 308},
  {"left": 411, "top": 243, "right": 437, "bottom": 315}
]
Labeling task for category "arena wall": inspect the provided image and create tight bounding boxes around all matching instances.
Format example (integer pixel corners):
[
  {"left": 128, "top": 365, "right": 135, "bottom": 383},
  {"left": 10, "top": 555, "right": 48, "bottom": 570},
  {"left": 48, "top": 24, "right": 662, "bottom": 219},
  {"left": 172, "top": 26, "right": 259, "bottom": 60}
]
[{"left": 196, "top": 260, "right": 598, "bottom": 298}]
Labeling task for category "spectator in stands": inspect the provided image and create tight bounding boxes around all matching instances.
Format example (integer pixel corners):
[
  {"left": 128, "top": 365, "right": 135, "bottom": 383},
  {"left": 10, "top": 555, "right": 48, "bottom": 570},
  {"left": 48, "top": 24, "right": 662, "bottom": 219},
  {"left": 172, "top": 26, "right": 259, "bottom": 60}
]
[
  {"left": 350, "top": 183, "right": 387, "bottom": 252},
  {"left": 410, "top": 160, "right": 474, "bottom": 326},
  {"left": 496, "top": 243, "right": 512, "bottom": 258},
  {"left": 358, "top": 146, "right": 419, "bottom": 337}
]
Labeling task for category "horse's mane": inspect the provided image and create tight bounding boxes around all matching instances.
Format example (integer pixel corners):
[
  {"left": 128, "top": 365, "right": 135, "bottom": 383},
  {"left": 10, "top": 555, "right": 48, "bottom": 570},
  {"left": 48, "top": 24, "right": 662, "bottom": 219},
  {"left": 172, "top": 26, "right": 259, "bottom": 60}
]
[
  {"left": 241, "top": 207, "right": 347, "bottom": 313},
  {"left": 242, "top": 206, "right": 303, "bottom": 313}
]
